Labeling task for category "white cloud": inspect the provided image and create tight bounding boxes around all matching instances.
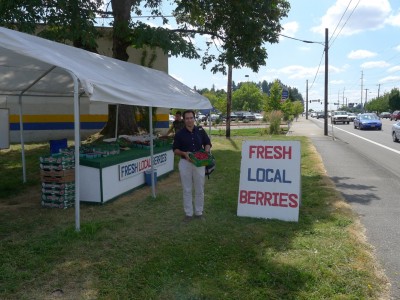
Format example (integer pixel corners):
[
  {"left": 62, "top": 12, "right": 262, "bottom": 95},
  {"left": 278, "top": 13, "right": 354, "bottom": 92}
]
[
  {"left": 379, "top": 75, "right": 400, "bottom": 84},
  {"left": 386, "top": 10, "right": 400, "bottom": 26},
  {"left": 387, "top": 66, "right": 400, "bottom": 73},
  {"left": 330, "top": 79, "right": 345, "bottom": 85},
  {"left": 311, "top": 0, "right": 392, "bottom": 36},
  {"left": 395, "top": 45, "right": 400, "bottom": 52},
  {"left": 348, "top": 50, "right": 377, "bottom": 59},
  {"left": 280, "top": 22, "right": 299, "bottom": 41},
  {"left": 278, "top": 65, "right": 323, "bottom": 79},
  {"left": 299, "top": 46, "right": 312, "bottom": 51},
  {"left": 360, "top": 61, "right": 390, "bottom": 69}
]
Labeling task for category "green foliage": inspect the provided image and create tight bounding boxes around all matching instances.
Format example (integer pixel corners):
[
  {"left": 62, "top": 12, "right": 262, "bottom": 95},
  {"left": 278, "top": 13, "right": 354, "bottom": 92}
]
[
  {"left": 174, "top": 0, "right": 290, "bottom": 74},
  {"left": 232, "top": 82, "right": 264, "bottom": 111},
  {"left": 201, "top": 90, "right": 227, "bottom": 113},
  {"left": 388, "top": 88, "right": 400, "bottom": 111},
  {"left": 281, "top": 99, "right": 293, "bottom": 121},
  {"left": 364, "top": 93, "right": 390, "bottom": 113},
  {"left": 265, "top": 80, "right": 283, "bottom": 112},
  {"left": 130, "top": 22, "right": 200, "bottom": 59},
  {"left": 292, "top": 100, "right": 304, "bottom": 117}
]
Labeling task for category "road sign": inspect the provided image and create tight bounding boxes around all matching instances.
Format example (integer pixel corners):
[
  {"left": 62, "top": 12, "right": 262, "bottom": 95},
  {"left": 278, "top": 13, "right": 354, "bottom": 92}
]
[{"left": 282, "top": 90, "right": 289, "bottom": 99}]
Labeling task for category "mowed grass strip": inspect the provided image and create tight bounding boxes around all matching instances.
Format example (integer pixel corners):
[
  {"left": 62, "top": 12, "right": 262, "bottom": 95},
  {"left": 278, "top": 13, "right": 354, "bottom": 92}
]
[{"left": 0, "top": 133, "right": 389, "bottom": 299}]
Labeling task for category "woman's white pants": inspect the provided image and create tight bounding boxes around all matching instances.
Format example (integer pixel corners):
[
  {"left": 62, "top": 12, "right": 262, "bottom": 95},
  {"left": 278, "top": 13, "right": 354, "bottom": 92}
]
[{"left": 178, "top": 159, "right": 205, "bottom": 217}]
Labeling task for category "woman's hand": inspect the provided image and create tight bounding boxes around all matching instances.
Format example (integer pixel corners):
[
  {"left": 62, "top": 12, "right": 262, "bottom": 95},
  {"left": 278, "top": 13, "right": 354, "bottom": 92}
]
[{"left": 184, "top": 151, "right": 192, "bottom": 162}]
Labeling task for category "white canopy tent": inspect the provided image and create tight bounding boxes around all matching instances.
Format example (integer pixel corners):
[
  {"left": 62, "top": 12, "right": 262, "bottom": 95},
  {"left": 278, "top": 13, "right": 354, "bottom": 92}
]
[{"left": 0, "top": 27, "right": 212, "bottom": 231}]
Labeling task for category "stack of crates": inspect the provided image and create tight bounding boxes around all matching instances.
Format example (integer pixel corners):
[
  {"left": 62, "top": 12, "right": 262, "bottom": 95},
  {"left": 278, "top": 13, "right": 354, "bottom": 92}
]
[{"left": 40, "top": 153, "right": 75, "bottom": 209}]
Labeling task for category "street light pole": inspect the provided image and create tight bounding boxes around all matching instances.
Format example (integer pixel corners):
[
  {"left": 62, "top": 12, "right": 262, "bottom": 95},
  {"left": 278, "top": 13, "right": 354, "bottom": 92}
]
[
  {"left": 324, "top": 28, "right": 328, "bottom": 136},
  {"left": 281, "top": 30, "right": 328, "bottom": 135}
]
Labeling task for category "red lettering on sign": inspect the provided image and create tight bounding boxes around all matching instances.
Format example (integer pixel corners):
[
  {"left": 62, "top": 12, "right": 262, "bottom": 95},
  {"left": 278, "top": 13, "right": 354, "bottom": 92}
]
[
  {"left": 249, "top": 145, "right": 292, "bottom": 159},
  {"left": 239, "top": 190, "right": 299, "bottom": 208}
]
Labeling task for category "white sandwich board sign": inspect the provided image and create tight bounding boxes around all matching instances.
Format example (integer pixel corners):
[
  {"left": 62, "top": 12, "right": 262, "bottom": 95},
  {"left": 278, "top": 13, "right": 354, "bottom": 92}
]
[{"left": 237, "top": 140, "right": 301, "bottom": 222}]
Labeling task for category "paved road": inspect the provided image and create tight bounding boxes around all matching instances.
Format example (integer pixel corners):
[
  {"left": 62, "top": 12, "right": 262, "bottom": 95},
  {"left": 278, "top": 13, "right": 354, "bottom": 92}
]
[{"left": 289, "top": 116, "right": 400, "bottom": 300}]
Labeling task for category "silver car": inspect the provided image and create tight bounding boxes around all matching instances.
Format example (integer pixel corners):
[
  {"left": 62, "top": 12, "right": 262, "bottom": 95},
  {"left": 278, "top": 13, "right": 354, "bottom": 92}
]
[{"left": 392, "top": 121, "right": 400, "bottom": 142}]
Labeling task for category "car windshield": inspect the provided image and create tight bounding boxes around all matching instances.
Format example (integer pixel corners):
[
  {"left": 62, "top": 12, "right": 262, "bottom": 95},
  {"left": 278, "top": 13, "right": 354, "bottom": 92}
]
[
  {"left": 335, "top": 111, "right": 347, "bottom": 115},
  {"left": 361, "top": 114, "right": 378, "bottom": 120}
]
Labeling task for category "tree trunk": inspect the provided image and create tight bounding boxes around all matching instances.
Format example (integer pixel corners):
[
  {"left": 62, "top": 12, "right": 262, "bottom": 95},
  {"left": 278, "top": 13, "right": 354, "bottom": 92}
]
[
  {"left": 226, "top": 64, "right": 233, "bottom": 138},
  {"left": 100, "top": 0, "right": 141, "bottom": 138}
]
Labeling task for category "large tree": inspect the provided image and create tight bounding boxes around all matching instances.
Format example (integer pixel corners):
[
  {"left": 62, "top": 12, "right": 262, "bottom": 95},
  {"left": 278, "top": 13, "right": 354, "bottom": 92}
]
[
  {"left": 1, "top": 0, "right": 291, "bottom": 138},
  {"left": 172, "top": 0, "right": 290, "bottom": 137}
]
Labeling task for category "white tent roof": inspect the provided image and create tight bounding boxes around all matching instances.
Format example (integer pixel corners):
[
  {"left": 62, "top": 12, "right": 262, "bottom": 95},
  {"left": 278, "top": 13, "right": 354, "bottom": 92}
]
[
  {"left": 0, "top": 26, "right": 211, "bottom": 109},
  {"left": 0, "top": 26, "right": 213, "bottom": 232}
]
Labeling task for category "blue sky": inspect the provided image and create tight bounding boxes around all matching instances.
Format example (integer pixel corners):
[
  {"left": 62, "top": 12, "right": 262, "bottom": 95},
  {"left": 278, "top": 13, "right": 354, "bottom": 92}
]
[{"left": 143, "top": 0, "right": 400, "bottom": 111}]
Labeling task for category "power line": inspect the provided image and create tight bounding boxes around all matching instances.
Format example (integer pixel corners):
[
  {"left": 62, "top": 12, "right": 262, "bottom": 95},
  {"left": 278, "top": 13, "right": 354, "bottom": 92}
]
[{"left": 329, "top": 0, "right": 361, "bottom": 49}]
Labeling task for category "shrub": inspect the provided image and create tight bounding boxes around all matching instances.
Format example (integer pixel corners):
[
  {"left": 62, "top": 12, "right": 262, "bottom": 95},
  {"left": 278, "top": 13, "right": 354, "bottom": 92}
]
[{"left": 266, "top": 110, "right": 283, "bottom": 134}]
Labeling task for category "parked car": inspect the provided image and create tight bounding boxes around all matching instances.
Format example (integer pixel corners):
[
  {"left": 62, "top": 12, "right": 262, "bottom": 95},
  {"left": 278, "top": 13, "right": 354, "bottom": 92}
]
[
  {"left": 379, "top": 112, "right": 391, "bottom": 119},
  {"left": 253, "top": 113, "right": 263, "bottom": 120},
  {"left": 392, "top": 122, "right": 400, "bottom": 142},
  {"left": 235, "top": 111, "right": 256, "bottom": 121},
  {"left": 220, "top": 112, "right": 238, "bottom": 122},
  {"left": 347, "top": 112, "right": 356, "bottom": 122},
  {"left": 354, "top": 113, "right": 382, "bottom": 130},
  {"left": 390, "top": 110, "right": 400, "bottom": 121},
  {"left": 310, "top": 112, "right": 317, "bottom": 118},
  {"left": 331, "top": 111, "right": 349, "bottom": 124},
  {"left": 196, "top": 113, "right": 207, "bottom": 122}
]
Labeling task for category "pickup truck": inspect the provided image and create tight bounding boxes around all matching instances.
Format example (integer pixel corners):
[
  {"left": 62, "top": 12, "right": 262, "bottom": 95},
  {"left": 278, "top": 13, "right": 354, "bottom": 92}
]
[{"left": 331, "top": 111, "right": 350, "bottom": 124}]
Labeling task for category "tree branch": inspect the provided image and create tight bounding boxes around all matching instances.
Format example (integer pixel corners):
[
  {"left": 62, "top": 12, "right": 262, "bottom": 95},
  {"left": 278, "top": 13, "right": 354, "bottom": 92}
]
[{"left": 170, "top": 28, "right": 225, "bottom": 42}]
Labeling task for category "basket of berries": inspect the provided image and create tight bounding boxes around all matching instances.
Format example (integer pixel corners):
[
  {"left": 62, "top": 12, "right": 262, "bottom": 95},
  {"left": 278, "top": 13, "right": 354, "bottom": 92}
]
[{"left": 189, "top": 150, "right": 214, "bottom": 167}]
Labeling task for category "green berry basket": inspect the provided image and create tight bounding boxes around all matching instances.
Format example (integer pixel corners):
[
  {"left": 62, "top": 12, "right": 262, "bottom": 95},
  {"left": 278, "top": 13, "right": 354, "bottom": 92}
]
[{"left": 189, "top": 150, "right": 215, "bottom": 167}]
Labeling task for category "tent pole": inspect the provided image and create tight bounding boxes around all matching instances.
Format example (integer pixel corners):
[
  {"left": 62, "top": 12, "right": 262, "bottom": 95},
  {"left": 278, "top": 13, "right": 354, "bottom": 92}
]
[
  {"left": 66, "top": 70, "right": 81, "bottom": 232},
  {"left": 17, "top": 66, "right": 56, "bottom": 183},
  {"left": 208, "top": 109, "right": 211, "bottom": 135},
  {"left": 149, "top": 107, "right": 156, "bottom": 198},
  {"left": 18, "top": 95, "right": 26, "bottom": 183},
  {"left": 115, "top": 104, "right": 119, "bottom": 139}
]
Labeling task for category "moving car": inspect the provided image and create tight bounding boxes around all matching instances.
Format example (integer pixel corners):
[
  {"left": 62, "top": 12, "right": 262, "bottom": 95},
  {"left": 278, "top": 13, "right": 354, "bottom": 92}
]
[
  {"left": 331, "top": 111, "right": 349, "bottom": 124},
  {"left": 390, "top": 110, "right": 400, "bottom": 121},
  {"left": 392, "top": 122, "right": 400, "bottom": 142},
  {"left": 354, "top": 113, "right": 382, "bottom": 130},
  {"left": 347, "top": 112, "right": 356, "bottom": 122},
  {"left": 316, "top": 112, "right": 326, "bottom": 119},
  {"left": 379, "top": 112, "right": 391, "bottom": 119}
]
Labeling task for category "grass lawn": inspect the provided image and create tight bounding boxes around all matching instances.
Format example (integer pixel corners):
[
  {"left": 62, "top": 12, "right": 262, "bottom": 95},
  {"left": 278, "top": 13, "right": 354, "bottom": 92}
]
[{"left": 0, "top": 130, "right": 389, "bottom": 299}]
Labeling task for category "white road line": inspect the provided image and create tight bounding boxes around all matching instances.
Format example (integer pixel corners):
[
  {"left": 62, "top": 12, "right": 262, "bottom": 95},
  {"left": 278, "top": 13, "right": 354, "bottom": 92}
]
[{"left": 327, "top": 122, "right": 400, "bottom": 155}]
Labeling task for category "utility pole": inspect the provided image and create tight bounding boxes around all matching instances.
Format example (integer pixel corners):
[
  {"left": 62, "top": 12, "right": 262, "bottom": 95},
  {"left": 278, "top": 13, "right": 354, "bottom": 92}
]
[
  {"left": 306, "top": 80, "right": 309, "bottom": 119},
  {"left": 377, "top": 83, "right": 381, "bottom": 98},
  {"left": 360, "top": 71, "right": 363, "bottom": 110},
  {"left": 365, "top": 88, "right": 369, "bottom": 107},
  {"left": 324, "top": 28, "right": 328, "bottom": 136},
  {"left": 342, "top": 88, "right": 345, "bottom": 107}
]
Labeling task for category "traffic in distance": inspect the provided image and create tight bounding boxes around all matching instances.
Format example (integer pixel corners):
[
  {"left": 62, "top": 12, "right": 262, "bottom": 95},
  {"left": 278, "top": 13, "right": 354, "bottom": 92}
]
[
  {"left": 310, "top": 110, "right": 400, "bottom": 143},
  {"left": 170, "top": 111, "right": 264, "bottom": 124}
]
